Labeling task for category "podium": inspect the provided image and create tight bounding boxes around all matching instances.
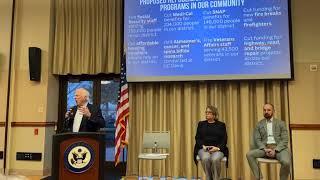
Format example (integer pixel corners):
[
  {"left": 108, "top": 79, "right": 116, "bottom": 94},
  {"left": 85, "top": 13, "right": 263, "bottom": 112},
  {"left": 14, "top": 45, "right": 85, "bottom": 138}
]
[{"left": 51, "top": 132, "right": 105, "bottom": 180}]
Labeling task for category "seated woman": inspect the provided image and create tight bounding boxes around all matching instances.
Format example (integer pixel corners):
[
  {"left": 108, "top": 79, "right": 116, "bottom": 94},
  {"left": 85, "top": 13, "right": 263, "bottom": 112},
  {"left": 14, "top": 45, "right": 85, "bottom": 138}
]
[{"left": 193, "top": 105, "right": 228, "bottom": 180}]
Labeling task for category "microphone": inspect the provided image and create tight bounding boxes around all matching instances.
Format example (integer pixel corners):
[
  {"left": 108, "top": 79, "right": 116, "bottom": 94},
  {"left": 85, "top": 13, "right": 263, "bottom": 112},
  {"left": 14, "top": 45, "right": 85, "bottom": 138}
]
[
  {"left": 63, "top": 108, "right": 74, "bottom": 132},
  {"left": 66, "top": 108, "right": 75, "bottom": 119}
]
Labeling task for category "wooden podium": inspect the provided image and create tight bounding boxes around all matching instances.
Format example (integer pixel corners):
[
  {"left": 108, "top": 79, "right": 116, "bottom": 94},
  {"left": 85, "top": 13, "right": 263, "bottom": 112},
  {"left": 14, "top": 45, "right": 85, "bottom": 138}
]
[{"left": 51, "top": 132, "right": 105, "bottom": 180}]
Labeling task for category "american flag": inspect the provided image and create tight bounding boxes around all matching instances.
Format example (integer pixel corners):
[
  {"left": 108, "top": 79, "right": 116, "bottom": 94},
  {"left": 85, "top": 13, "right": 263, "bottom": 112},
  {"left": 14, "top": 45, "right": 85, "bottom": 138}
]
[{"left": 115, "top": 55, "right": 129, "bottom": 166}]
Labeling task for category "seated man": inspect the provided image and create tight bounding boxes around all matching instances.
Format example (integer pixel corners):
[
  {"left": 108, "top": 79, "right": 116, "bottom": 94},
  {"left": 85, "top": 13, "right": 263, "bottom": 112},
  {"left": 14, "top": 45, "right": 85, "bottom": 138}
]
[{"left": 246, "top": 103, "right": 291, "bottom": 180}]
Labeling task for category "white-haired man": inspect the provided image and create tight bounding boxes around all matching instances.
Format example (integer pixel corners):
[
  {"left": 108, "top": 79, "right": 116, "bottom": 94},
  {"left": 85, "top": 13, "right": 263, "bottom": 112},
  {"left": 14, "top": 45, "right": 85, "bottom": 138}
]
[{"left": 64, "top": 88, "right": 105, "bottom": 132}]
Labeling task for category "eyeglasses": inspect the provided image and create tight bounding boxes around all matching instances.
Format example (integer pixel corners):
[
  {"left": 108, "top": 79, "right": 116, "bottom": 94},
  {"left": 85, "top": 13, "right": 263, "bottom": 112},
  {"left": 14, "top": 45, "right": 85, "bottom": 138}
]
[{"left": 205, "top": 111, "right": 213, "bottom": 114}]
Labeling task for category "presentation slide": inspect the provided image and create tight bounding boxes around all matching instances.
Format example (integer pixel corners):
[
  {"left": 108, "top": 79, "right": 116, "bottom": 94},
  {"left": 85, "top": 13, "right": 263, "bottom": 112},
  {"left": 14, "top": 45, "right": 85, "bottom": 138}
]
[{"left": 124, "top": 0, "right": 292, "bottom": 82}]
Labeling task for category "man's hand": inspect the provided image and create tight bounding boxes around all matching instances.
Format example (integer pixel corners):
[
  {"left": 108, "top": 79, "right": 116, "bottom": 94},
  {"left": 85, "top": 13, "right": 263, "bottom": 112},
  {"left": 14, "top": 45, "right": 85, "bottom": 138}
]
[
  {"left": 65, "top": 109, "right": 73, "bottom": 118},
  {"left": 79, "top": 106, "right": 91, "bottom": 118},
  {"left": 65, "top": 111, "right": 70, "bottom": 118},
  {"left": 265, "top": 149, "right": 276, "bottom": 158},
  {"left": 264, "top": 148, "right": 272, "bottom": 153}
]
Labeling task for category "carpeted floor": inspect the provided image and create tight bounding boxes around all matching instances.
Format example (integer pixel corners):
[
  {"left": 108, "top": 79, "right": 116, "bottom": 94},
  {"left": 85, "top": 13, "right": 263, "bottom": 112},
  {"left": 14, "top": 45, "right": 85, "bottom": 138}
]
[
  {"left": 0, "top": 175, "right": 201, "bottom": 180},
  {"left": 0, "top": 174, "right": 203, "bottom": 180},
  {"left": 122, "top": 176, "right": 201, "bottom": 180},
  {"left": 0, "top": 174, "right": 42, "bottom": 180}
]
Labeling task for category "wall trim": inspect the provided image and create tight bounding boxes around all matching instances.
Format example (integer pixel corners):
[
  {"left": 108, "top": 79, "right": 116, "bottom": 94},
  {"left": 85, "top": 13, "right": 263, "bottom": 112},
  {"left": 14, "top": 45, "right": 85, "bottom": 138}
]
[
  {"left": 11, "top": 122, "right": 56, "bottom": 127},
  {"left": 0, "top": 122, "right": 5, "bottom": 127},
  {"left": 290, "top": 124, "right": 320, "bottom": 130}
]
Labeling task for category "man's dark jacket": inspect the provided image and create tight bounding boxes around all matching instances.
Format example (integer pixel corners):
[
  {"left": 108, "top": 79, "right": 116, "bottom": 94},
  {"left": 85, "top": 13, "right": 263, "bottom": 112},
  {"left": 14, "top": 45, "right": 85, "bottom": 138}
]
[{"left": 63, "top": 103, "right": 105, "bottom": 132}]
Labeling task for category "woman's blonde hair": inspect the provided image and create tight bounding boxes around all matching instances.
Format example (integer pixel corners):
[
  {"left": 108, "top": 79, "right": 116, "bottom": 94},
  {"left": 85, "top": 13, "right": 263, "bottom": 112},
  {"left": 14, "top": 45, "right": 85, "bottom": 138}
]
[{"left": 206, "top": 105, "right": 219, "bottom": 120}]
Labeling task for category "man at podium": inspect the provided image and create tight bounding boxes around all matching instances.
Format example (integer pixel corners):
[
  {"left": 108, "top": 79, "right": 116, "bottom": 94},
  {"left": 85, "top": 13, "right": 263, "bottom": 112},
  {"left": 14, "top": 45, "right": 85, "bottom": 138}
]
[{"left": 63, "top": 88, "right": 105, "bottom": 132}]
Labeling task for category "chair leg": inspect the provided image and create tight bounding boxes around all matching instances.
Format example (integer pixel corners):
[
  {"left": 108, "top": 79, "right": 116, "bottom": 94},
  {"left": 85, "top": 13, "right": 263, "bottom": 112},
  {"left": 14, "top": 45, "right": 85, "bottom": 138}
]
[
  {"left": 138, "top": 159, "right": 140, "bottom": 179},
  {"left": 258, "top": 162, "right": 261, "bottom": 180},
  {"left": 196, "top": 164, "right": 199, "bottom": 180},
  {"left": 225, "top": 166, "right": 227, "bottom": 178},
  {"left": 221, "top": 163, "right": 230, "bottom": 180},
  {"left": 158, "top": 160, "right": 161, "bottom": 179}
]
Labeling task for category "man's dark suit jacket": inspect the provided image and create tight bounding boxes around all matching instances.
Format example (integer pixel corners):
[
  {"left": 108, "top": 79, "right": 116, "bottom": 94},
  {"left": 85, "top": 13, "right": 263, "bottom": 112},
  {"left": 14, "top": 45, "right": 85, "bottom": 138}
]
[
  {"left": 63, "top": 103, "right": 105, "bottom": 132},
  {"left": 193, "top": 120, "right": 228, "bottom": 164}
]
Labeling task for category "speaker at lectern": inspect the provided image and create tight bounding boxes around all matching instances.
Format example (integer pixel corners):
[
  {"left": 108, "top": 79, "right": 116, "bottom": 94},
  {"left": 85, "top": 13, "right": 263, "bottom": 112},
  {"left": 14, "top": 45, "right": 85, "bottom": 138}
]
[{"left": 47, "top": 132, "right": 105, "bottom": 180}]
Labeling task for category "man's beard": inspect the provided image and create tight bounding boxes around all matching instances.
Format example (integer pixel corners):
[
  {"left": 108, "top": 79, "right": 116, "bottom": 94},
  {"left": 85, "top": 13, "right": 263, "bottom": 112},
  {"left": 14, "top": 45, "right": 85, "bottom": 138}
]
[{"left": 264, "top": 113, "right": 272, "bottom": 119}]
